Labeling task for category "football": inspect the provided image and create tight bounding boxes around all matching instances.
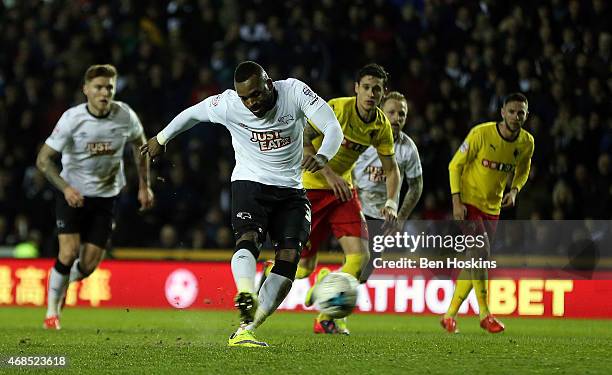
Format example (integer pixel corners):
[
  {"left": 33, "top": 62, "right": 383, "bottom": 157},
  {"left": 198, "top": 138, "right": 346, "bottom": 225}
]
[{"left": 313, "top": 272, "right": 359, "bottom": 319}]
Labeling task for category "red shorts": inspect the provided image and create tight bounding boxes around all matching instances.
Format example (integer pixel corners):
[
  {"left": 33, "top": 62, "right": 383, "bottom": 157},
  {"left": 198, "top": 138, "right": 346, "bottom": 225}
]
[
  {"left": 301, "top": 189, "right": 368, "bottom": 259},
  {"left": 459, "top": 204, "right": 499, "bottom": 238}
]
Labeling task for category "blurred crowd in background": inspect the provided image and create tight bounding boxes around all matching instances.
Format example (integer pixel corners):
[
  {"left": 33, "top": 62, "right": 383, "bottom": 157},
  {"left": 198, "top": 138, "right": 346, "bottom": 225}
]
[{"left": 0, "top": 0, "right": 610, "bottom": 256}]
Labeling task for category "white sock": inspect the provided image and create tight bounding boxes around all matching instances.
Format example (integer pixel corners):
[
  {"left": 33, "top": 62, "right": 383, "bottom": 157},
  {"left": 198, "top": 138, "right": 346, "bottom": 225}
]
[
  {"left": 46, "top": 268, "right": 69, "bottom": 318},
  {"left": 69, "top": 259, "right": 85, "bottom": 283},
  {"left": 246, "top": 272, "right": 292, "bottom": 330},
  {"left": 231, "top": 249, "right": 256, "bottom": 294}
]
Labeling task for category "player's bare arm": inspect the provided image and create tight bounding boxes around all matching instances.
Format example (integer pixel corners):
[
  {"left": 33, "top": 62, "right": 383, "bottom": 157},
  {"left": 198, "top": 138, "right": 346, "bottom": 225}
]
[
  {"left": 321, "top": 166, "right": 352, "bottom": 202},
  {"left": 301, "top": 126, "right": 328, "bottom": 171},
  {"left": 131, "top": 135, "right": 154, "bottom": 211},
  {"left": 302, "top": 153, "right": 329, "bottom": 173},
  {"left": 305, "top": 133, "right": 351, "bottom": 201},
  {"left": 451, "top": 193, "right": 467, "bottom": 220},
  {"left": 36, "top": 144, "right": 83, "bottom": 208},
  {"left": 139, "top": 136, "right": 165, "bottom": 160},
  {"left": 303, "top": 123, "right": 320, "bottom": 147},
  {"left": 379, "top": 154, "right": 400, "bottom": 224},
  {"left": 301, "top": 124, "right": 329, "bottom": 172},
  {"left": 503, "top": 139, "right": 533, "bottom": 209},
  {"left": 397, "top": 175, "right": 423, "bottom": 221},
  {"left": 304, "top": 137, "right": 351, "bottom": 202}
]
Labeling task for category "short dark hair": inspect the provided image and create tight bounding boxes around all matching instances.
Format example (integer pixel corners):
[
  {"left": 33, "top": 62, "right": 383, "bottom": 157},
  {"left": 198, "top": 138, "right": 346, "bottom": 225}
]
[
  {"left": 356, "top": 63, "right": 389, "bottom": 86},
  {"left": 84, "top": 64, "right": 117, "bottom": 82},
  {"left": 234, "top": 61, "right": 265, "bottom": 83},
  {"left": 503, "top": 92, "right": 528, "bottom": 106}
]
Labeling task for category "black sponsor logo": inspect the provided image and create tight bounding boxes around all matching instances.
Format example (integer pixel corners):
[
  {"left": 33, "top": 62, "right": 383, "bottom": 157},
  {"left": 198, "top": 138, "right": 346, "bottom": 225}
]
[{"left": 302, "top": 86, "right": 319, "bottom": 105}]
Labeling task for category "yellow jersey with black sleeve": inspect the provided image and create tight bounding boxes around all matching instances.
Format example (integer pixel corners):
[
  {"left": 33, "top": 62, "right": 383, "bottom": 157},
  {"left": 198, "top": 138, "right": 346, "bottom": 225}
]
[
  {"left": 303, "top": 96, "right": 394, "bottom": 189},
  {"left": 449, "top": 121, "right": 534, "bottom": 215}
]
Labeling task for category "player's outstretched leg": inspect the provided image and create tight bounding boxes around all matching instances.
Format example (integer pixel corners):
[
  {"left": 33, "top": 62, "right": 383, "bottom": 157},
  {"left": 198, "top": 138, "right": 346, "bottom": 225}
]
[
  {"left": 300, "top": 254, "right": 320, "bottom": 307},
  {"left": 236, "top": 242, "right": 301, "bottom": 347},
  {"left": 441, "top": 270, "right": 472, "bottom": 334},
  {"left": 473, "top": 268, "right": 504, "bottom": 333},
  {"left": 228, "top": 236, "right": 269, "bottom": 347},
  {"left": 230, "top": 239, "right": 259, "bottom": 325},
  {"left": 324, "top": 236, "right": 369, "bottom": 335},
  {"left": 258, "top": 255, "right": 313, "bottom": 293},
  {"left": 308, "top": 267, "right": 339, "bottom": 334},
  {"left": 256, "top": 259, "right": 275, "bottom": 293},
  {"left": 248, "top": 263, "right": 293, "bottom": 329},
  {"left": 44, "top": 260, "right": 72, "bottom": 330},
  {"left": 469, "top": 232, "right": 504, "bottom": 333}
]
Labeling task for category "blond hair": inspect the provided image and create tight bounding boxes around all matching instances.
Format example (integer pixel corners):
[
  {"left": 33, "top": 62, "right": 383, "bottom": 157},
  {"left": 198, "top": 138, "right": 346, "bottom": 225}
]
[
  {"left": 381, "top": 91, "right": 408, "bottom": 105},
  {"left": 83, "top": 64, "right": 117, "bottom": 83}
]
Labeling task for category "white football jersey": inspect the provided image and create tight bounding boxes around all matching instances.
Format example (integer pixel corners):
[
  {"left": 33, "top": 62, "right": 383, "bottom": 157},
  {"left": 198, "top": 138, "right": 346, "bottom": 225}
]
[
  {"left": 158, "top": 78, "right": 327, "bottom": 188},
  {"left": 45, "top": 101, "right": 144, "bottom": 197},
  {"left": 354, "top": 132, "right": 422, "bottom": 219}
]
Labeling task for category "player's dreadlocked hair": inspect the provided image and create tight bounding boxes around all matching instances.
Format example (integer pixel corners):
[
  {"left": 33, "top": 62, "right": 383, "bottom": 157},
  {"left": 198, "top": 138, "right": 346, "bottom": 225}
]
[
  {"left": 356, "top": 63, "right": 389, "bottom": 86},
  {"left": 503, "top": 92, "right": 528, "bottom": 106},
  {"left": 234, "top": 61, "right": 266, "bottom": 83}
]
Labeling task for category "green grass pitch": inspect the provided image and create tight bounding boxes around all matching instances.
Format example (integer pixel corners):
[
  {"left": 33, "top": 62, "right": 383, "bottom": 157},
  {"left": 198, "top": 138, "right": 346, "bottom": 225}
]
[{"left": 1, "top": 307, "right": 611, "bottom": 374}]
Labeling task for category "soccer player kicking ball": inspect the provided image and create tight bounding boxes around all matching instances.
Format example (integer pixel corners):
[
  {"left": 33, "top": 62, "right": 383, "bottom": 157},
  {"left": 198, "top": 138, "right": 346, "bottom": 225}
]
[
  {"left": 141, "top": 61, "right": 343, "bottom": 347},
  {"left": 441, "top": 93, "right": 534, "bottom": 334},
  {"left": 299, "top": 64, "right": 401, "bottom": 335},
  {"left": 38, "top": 64, "right": 154, "bottom": 330}
]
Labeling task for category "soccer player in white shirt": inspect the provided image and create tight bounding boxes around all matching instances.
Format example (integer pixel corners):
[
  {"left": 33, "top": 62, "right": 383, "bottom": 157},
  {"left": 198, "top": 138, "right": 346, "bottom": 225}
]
[
  {"left": 37, "top": 64, "right": 154, "bottom": 330},
  {"left": 140, "top": 61, "right": 343, "bottom": 347},
  {"left": 354, "top": 91, "right": 423, "bottom": 227},
  {"left": 352, "top": 91, "right": 423, "bottom": 298}
]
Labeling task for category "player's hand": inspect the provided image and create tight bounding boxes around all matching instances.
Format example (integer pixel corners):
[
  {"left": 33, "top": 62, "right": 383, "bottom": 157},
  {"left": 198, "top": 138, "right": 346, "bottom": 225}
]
[
  {"left": 302, "top": 154, "right": 328, "bottom": 173},
  {"left": 140, "top": 136, "right": 165, "bottom": 161},
  {"left": 501, "top": 189, "right": 518, "bottom": 208},
  {"left": 322, "top": 170, "right": 352, "bottom": 202},
  {"left": 380, "top": 206, "right": 398, "bottom": 225},
  {"left": 383, "top": 218, "right": 403, "bottom": 236},
  {"left": 452, "top": 201, "right": 467, "bottom": 220},
  {"left": 63, "top": 186, "right": 84, "bottom": 208},
  {"left": 138, "top": 186, "right": 155, "bottom": 211}
]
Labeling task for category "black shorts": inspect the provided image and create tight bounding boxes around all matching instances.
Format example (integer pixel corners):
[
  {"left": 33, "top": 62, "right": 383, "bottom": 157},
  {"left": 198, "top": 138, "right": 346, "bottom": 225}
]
[
  {"left": 55, "top": 194, "right": 117, "bottom": 248},
  {"left": 231, "top": 180, "right": 311, "bottom": 249}
]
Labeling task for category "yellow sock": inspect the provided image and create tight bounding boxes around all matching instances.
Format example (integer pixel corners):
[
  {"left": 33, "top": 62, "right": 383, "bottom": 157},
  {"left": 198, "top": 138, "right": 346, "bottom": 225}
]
[
  {"left": 341, "top": 253, "right": 364, "bottom": 280},
  {"left": 295, "top": 265, "right": 314, "bottom": 279},
  {"left": 444, "top": 270, "right": 473, "bottom": 318},
  {"left": 317, "top": 313, "right": 332, "bottom": 321},
  {"left": 264, "top": 263, "right": 274, "bottom": 277},
  {"left": 472, "top": 270, "right": 490, "bottom": 319}
]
